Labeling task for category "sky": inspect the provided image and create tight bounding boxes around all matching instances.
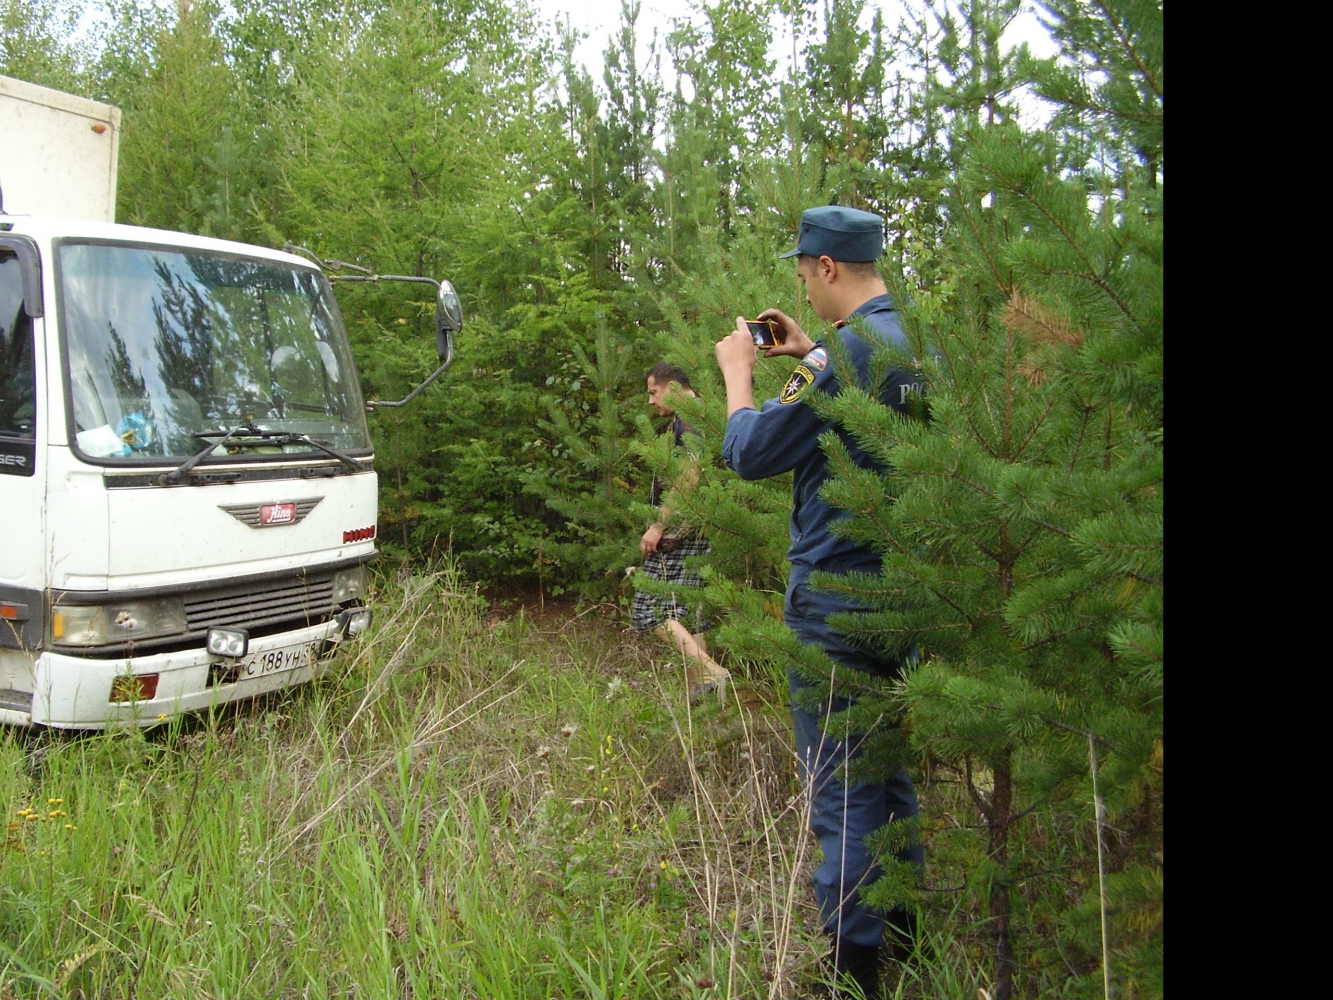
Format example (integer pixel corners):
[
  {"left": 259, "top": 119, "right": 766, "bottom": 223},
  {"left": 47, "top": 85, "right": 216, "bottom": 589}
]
[{"left": 531, "top": 0, "right": 1062, "bottom": 87}]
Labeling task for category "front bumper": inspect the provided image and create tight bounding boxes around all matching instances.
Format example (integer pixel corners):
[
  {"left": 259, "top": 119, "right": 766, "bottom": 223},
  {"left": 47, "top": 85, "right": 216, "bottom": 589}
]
[{"left": 0, "top": 618, "right": 352, "bottom": 729}]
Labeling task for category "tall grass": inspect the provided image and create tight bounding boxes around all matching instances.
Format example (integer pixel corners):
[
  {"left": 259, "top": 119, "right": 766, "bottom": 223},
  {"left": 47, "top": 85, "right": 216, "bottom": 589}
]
[
  {"left": 2, "top": 565, "right": 772, "bottom": 998},
  {"left": 2, "top": 563, "right": 1004, "bottom": 998}
]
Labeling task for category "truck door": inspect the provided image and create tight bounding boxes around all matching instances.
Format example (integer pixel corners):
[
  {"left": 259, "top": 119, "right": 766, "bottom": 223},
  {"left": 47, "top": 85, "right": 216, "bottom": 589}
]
[{"left": 0, "top": 236, "right": 44, "bottom": 652}]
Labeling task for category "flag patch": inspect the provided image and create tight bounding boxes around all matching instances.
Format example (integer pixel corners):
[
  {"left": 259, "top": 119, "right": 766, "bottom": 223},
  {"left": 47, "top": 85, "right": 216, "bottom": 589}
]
[{"left": 802, "top": 347, "right": 828, "bottom": 372}]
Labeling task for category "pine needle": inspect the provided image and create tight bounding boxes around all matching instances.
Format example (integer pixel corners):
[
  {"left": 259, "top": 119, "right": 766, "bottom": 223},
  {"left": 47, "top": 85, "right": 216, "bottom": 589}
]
[
  {"left": 1002, "top": 292, "right": 1085, "bottom": 348},
  {"left": 1017, "top": 357, "right": 1049, "bottom": 386}
]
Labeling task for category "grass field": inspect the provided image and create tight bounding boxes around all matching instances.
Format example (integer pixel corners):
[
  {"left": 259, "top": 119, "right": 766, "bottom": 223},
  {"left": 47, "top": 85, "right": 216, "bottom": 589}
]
[{"left": 2, "top": 565, "right": 999, "bottom": 999}]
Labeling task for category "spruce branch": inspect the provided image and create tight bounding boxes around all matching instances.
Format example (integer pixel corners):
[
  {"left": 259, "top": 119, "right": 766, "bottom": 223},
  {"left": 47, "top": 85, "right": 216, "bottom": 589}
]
[
  {"left": 1067, "top": 404, "right": 1095, "bottom": 474},
  {"left": 1011, "top": 395, "right": 1059, "bottom": 463},
  {"left": 1004, "top": 321, "right": 1017, "bottom": 457},
  {"left": 1006, "top": 482, "right": 1073, "bottom": 538},
  {"left": 908, "top": 688, "right": 1118, "bottom": 748},
  {"left": 1044, "top": 93, "right": 1163, "bottom": 127},
  {"left": 1020, "top": 617, "right": 1102, "bottom": 652}
]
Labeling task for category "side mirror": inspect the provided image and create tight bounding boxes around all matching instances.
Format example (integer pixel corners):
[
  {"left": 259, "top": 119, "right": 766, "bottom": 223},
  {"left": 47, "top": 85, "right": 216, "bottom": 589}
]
[
  {"left": 330, "top": 268, "right": 461, "bottom": 410},
  {"left": 435, "top": 279, "right": 462, "bottom": 361}
]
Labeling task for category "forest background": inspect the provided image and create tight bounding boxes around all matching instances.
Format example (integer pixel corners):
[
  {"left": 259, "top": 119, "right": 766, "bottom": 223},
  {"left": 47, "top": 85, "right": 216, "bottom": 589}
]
[{"left": 1, "top": 0, "right": 1161, "bottom": 996}]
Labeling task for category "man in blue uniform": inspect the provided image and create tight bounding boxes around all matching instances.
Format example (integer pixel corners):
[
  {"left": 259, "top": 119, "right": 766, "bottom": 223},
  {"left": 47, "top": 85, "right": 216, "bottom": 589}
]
[{"left": 714, "top": 206, "right": 924, "bottom": 999}]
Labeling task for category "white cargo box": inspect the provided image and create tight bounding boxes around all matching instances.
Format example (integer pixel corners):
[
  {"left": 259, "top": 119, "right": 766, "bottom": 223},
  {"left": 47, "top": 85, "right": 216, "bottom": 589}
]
[{"left": 0, "top": 74, "right": 120, "bottom": 222}]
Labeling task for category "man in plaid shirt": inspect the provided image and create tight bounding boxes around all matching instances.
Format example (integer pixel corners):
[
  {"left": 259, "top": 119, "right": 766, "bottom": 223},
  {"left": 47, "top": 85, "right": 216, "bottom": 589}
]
[{"left": 630, "top": 362, "right": 729, "bottom": 703}]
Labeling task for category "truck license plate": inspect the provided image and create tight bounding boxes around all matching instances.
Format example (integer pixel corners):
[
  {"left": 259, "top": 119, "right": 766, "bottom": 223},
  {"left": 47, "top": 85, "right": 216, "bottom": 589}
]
[{"left": 239, "top": 641, "right": 317, "bottom": 679}]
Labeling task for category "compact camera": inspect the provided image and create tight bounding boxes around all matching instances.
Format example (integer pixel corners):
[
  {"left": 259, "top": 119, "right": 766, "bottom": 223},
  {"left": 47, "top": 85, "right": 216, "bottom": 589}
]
[{"left": 746, "top": 319, "right": 784, "bottom": 347}]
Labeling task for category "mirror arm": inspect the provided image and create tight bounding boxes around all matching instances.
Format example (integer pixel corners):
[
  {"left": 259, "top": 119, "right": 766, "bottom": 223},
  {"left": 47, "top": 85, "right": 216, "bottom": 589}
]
[
  {"left": 283, "top": 243, "right": 326, "bottom": 268},
  {"left": 365, "top": 336, "right": 454, "bottom": 410},
  {"left": 329, "top": 273, "right": 440, "bottom": 289},
  {"left": 324, "top": 272, "right": 460, "bottom": 411}
]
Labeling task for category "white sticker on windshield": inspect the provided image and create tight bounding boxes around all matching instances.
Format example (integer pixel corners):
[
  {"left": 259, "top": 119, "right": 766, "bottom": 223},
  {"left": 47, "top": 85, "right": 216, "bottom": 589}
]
[{"left": 76, "top": 424, "right": 130, "bottom": 457}]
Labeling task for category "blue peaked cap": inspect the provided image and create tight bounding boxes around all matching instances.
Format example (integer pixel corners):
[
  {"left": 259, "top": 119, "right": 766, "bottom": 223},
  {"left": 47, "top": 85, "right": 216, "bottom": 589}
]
[{"left": 778, "top": 205, "right": 884, "bottom": 262}]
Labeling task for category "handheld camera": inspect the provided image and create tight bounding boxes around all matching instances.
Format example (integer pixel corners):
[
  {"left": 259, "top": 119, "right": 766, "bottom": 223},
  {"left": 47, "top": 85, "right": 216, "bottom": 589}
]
[{"left": 746, "top": 319, "right": 784, "bottom": 347}]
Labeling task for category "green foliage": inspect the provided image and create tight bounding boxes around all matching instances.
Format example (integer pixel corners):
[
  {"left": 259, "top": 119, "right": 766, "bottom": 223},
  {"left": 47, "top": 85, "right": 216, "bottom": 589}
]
[
  {"left": 113, "top": 0, "right": 249, "bottom": 238},
  {"left": 4, "top": 2, "right": 1162, "bottom": 990},
  {"left": 0, "top": 0, "right": 91, "bottom": 92},
  {"left": 525, "top": 320, "right": 645, "bottom": 596},
  {"left": 794, "top": 3, "right": 1162, "bottom": 995}
]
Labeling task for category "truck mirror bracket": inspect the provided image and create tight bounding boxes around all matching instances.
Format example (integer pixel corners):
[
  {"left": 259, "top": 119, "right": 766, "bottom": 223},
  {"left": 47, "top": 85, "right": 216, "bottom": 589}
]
[{"left": 323, "top": 270, "right": 462, "bottom": 411}]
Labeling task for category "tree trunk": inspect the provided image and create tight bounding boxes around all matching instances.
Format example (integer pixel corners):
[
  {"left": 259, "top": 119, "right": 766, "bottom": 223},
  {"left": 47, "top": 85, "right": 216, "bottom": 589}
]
[{"left": 990, "top": 754, "right": 1015, "bottom": 1000}]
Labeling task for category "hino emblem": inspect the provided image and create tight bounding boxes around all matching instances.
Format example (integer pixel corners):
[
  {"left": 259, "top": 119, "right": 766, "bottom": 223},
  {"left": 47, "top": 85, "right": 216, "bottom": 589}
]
[
  {"left": 219, "top": 497, "right": 323, "bottom": 528},
  {"left": 263, "top": 503, "right": 296, "bottom": 525}
]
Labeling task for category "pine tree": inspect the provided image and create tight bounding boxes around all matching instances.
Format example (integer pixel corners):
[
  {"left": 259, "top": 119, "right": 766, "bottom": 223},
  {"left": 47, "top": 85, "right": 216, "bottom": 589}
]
[
  {"left": 106, "top": 0, "right": 246, "bottom": 237},
  {"left": 524, "top": 320, "right": 643, "bottom": 600},
  {"left": 802, "top": 1, "right": 1162, "bottom": 995}
]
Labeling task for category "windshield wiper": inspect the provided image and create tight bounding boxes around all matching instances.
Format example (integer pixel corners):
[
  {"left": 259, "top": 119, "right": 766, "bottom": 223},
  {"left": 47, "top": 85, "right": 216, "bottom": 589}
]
[
  {"left": 162, "top": 422, "right": 264, "bottom": 484},
  {"left": 161, "top": 422, "right": 365, "bottom": 484},
  {"left": 265, "top": 431, "right": 367, "bottom": 473}
]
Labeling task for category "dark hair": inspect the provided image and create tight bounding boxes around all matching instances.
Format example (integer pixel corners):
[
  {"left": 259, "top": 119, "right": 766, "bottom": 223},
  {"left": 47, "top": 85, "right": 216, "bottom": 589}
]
[
  {"left": 647, "top": 361, "right": 692, "bottom": 389},
  {"left": 797, "top": 254, "right": 882, "bottom": 280}
]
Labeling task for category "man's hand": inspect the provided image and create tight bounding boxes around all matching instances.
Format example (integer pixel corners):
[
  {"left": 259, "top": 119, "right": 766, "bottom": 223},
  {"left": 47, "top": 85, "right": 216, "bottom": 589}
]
[
  {"left": 757, "top": 308, "right": 816, "bottom": 358},
  {"left": 641, "top": 522, "right": 666, "bottom": 557},
  {"left": 716, "top": 319, "right": 762, "bottom": 416},
  {"left": 716, "top": 318, "right": 760, "bottom": 374}
]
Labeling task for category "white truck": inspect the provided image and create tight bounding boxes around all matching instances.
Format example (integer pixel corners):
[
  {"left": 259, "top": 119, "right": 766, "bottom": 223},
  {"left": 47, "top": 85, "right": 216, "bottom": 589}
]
[{"left": 0, "top": 75, "right": 459, "bottom": 727}]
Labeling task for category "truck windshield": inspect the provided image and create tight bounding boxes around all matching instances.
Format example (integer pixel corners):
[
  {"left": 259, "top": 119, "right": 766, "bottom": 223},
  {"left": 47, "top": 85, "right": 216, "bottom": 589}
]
[{"left": 57, "top": 241, "right": 371, "bottom": 462}]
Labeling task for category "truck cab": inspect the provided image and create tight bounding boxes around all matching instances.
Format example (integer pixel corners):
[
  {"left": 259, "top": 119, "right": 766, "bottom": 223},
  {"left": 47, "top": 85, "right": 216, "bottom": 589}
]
[
  {"left": 0, "top": 217, "right": 389, "bottom": 727},
  {"left": 0, "top": 75, "right": 460, "bottom": 728}
]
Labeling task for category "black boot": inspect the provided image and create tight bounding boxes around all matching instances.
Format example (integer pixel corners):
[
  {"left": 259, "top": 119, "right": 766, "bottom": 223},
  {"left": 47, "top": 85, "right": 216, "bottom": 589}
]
[{"left": 828, "top": 938, "right": 884, "bottom": 1000}]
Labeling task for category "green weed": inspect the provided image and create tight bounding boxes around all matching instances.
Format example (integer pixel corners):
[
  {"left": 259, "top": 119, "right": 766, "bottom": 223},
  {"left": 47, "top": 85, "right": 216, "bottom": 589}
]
[{"left": 2, "top": 561, "right": 1018, "bottom": 998}]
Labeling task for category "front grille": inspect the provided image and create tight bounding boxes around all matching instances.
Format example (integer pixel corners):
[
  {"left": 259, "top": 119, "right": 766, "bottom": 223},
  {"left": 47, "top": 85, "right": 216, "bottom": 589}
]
[
  {"left": 185, "top": 571, "right": 336, "bottom": 633},
  {"left": 47, "top": 564, "right": 358, "bottom": 658}
]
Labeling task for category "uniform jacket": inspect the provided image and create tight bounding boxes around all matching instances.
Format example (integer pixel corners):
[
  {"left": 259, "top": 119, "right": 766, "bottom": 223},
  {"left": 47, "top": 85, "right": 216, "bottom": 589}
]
[{"left": 721, "top": 294, "right": 915, "bottom": 593}]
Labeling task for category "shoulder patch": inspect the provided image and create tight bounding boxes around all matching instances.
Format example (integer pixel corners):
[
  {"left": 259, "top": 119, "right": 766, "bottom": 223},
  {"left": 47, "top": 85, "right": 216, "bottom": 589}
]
[
  {"left": 780, "top": 365, "right": 816, "bottom": 404},
  {"left": 802, "top": 347, "right": 828, "bottom": 372}
]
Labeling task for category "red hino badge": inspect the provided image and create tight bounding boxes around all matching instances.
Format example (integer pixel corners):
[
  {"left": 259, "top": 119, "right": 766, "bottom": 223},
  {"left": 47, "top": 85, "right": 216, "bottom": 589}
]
[
  {"left": 220, "top": 497, "right": 322, "bottom": 528},
  {"left": 261, "top": 502, "right": 297, "bottom": 525}
]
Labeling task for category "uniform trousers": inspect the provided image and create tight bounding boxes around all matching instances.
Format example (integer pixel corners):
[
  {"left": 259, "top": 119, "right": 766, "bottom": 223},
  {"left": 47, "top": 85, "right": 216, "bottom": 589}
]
[{"left": 785, "top": 581, "right": 925, "bottom": 949}]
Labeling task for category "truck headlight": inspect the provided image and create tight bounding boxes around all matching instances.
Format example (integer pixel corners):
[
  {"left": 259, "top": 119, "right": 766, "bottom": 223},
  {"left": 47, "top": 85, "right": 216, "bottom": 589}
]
[
  {"left": 52, "top": 598, "right": 187, "bottom": 646},
  {"left": 337, "top": 607, "right": 373, "bottom": 636},
  {"left": 331, "top": 565, "right": 368, "bottom": 605},
  {"left": 206, "top": 628, "right": 249, "bottom": 658}
]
